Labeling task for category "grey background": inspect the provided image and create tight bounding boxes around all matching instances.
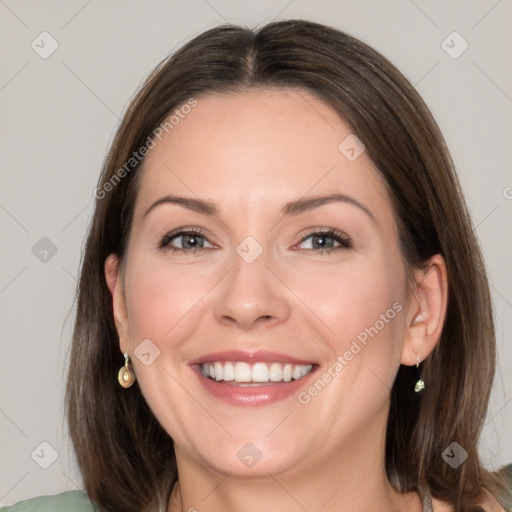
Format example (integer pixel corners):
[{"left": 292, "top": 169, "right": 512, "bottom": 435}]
[{"left": 1, "top": 0, "right": 511, "bottom": 505}]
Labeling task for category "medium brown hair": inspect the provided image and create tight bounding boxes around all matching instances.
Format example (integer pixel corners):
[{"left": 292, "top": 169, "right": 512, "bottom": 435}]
[{"left": 66, "top": 20, "right": 510, "bottom": 511}]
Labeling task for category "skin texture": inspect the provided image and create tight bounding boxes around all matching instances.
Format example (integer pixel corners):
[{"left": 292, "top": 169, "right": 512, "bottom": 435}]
[{"left": 105, "top": 88, "right": 448, "bottom": 512}]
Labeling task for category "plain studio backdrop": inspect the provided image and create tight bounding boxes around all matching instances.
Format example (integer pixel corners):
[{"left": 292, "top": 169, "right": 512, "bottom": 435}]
[{"left": 0, "top": 0, "right": 511, "bottom": 506}]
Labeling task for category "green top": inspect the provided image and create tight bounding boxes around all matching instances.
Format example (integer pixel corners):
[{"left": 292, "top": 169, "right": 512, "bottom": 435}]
[{"left": 0, "top": 491, "right": 96, "bottom": 512}]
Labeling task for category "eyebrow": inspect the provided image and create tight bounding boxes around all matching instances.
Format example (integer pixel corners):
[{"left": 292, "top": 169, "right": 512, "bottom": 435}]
[
  {"left": 143, "top": 193, "right": 375, "bottom": 223},
  {"left": 281, "top": 193, "right": 375, "bottom": 223}
]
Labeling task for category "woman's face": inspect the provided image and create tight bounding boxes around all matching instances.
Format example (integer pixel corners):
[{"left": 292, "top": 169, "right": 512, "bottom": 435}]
[{"left": 109, "top": 88, "right": 414, "bottom": 478}]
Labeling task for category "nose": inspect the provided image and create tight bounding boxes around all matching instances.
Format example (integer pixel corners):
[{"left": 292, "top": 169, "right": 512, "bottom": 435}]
[{"left": 212, "top": 249, "right": 291, "bottom": 331}]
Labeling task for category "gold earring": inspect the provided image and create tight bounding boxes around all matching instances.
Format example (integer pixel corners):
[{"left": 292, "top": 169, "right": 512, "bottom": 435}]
[
  {"left": 414, "top": 355, "right": 425, "bottom": 393},
  {"left": 118, "top": 353, "right": 136, "bottom": 388}
]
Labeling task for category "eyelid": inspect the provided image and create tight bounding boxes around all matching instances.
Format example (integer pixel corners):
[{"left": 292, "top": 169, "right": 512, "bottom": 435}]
[{"left": 299, "top": 227, "right": 350, "bottom": 242}]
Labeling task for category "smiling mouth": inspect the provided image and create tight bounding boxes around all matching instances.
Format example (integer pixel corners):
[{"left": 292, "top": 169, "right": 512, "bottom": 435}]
[{"left": 200, "top": 361, "right": 314, "bottom": 384}]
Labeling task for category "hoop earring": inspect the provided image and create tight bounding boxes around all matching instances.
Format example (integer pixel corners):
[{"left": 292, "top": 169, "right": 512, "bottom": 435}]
[
  {"left": 414, "top": 355, "right": 425, "bottom": 393},
  {"left": 118, "top": 353, "right": 136, "bottom": 388}
]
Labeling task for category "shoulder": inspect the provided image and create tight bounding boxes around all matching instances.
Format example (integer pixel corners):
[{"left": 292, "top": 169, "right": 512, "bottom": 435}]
[
  {"left": 0, "top": 491, "right": 97, "bottom": 512},
  {"left": 477, "top": 489, "right": 509, "bottom": 512}
]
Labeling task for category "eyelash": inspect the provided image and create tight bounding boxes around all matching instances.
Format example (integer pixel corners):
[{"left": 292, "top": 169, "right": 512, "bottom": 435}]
[
  {"left": 297, "top": 228, "right": 352, "bottom": 253},
  {"left": 158, "top": 227, "right": 352, "bottom": 254}
]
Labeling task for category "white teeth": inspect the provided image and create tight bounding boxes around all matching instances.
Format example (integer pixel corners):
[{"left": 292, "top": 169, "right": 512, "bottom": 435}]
[
  {"left": 214, "top": 362, "right": 223, "bottom": 381},
  {"left": 252, "top": 362, "right": 269, "bottom": 382},
  {"left": 283, "top": 364, "right": 293, "bottom": 383},
  {"left": 200, "top": 361, "right": 313, "bottom": 383},
  {"left": 234, "top": 361, "right": 251, "bottom": 382},
  {"left": 269, "top": 362, "right": 283, "bottom": 382},
  {"left": 223, "top": 361, "right": 234, "bottom": 381}
]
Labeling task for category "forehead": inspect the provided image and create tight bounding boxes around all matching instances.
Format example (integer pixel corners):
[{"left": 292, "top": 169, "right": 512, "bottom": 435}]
[{"left": 135, "top": 88, "right": 393, "bottom": 222}]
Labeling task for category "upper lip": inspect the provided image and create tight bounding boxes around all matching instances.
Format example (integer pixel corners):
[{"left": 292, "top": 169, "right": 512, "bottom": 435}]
[{"left": 189, "top": 350, "right": 316, "bottom": 365}]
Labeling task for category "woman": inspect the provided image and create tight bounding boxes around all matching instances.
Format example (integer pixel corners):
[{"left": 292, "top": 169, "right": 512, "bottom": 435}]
[{"left": 4, "top": 19, "right": 510, "bottom": 512}]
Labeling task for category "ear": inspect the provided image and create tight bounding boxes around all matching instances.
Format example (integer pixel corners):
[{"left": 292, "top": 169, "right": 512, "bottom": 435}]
[
  {"left": 400, "top": 254, "right": 448, "bottom": 366},
  {"left": 104, "top": 253, "right": 130, "bottom": 354}
]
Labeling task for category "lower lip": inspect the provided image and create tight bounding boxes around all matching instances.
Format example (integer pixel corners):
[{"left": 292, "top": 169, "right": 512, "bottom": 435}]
[{"left": 192, "top": 365, "right": 317, "bottom": 407}]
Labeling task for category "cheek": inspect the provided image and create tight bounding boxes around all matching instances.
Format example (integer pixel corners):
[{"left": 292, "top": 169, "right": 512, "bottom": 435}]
[
  {"left": 122, "top": 257, "right": 215, "bottom": 346},
  {"left": 120, "top": 258, "right": 214, "bottom": 433},
  {"left": 284, "top": 257, "right": 406, "bottom": 354},
  {"left": 291, "top": 262, "right": 407, "bottom": 425},
  {"left": 287, "top": 257, "right": 408, "bottom": 413}
]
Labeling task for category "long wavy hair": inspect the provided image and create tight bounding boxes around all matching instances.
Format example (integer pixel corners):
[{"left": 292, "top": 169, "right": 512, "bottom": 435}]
[{"left": 66, "top": 20, "right": 511, "bottom": 512}]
